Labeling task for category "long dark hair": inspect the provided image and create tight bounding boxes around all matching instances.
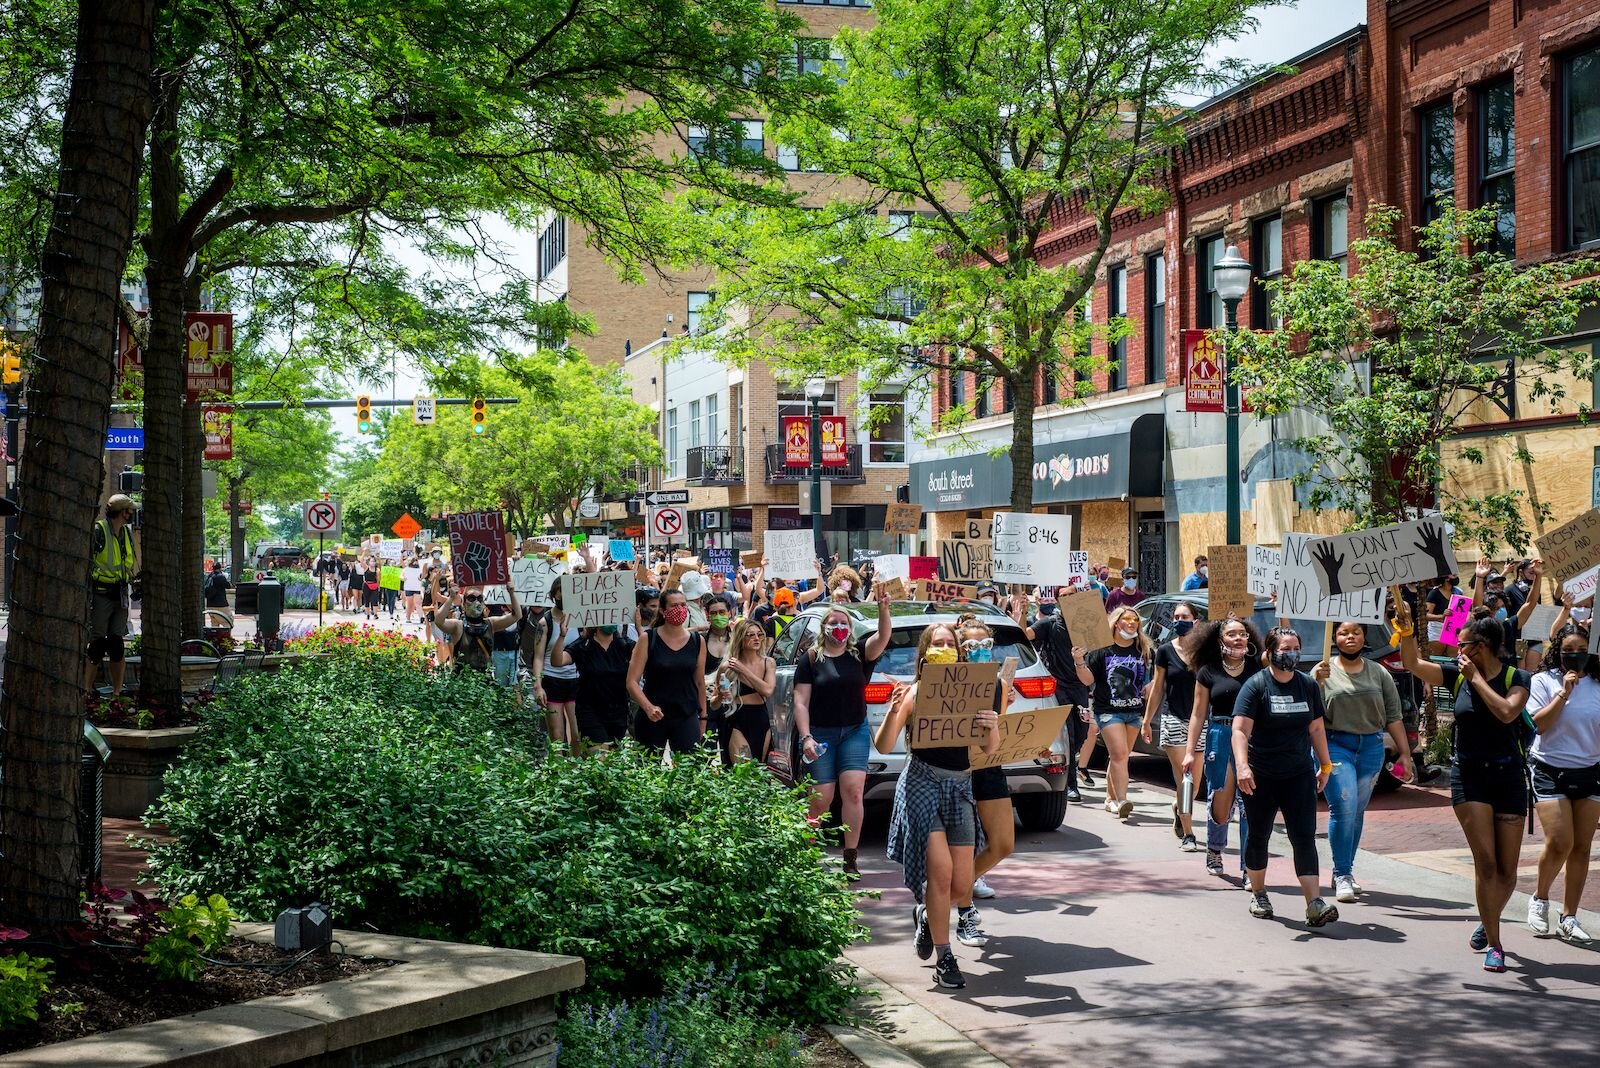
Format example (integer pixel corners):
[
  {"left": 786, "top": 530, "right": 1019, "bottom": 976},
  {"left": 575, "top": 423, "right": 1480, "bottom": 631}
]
[
  {"left": 1185, "top": 616, "right": 1263, "bottom": 672},
  {"left": 1543, "top": 624, "right": 1600, "bottom": 683}
]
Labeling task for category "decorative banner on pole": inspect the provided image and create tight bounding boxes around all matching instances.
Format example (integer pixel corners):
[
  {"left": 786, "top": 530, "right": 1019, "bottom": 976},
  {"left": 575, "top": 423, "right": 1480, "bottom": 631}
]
[
  {"left": 446, "top": 510, "right": 510, "bottom": 587},
  {"left": 201, "top": 404, "right": 233, "bottom": 460},
  {"left": 991, "top": 512, "right": 1073, "bottom": 585},
  {"left": 1536, "top": 508, "right": 1600, "bottom": 584},
  {"left": 1277, "top": 533, "right": 1384, "bottom": 624},
  {"left": 910, "top": 662, "right": 1000, "bottom": 749},
  {"left": 1305, "top": 518, "right": 1459, "bottom": 596},
  {"left": 183, "top": 311, "right": 233, "bottom": 401},
  {"left": 764, "top": 529, "right": 819, "bottom": 579},
  {"left": 820, "top": 415, "right": 848, "bottom": 467},
  {"left": 937, "top": 538, "right": 992, "bottom": 583},
  {"left": 969, "top": 704, "right": 1075, "bottom": 770},
  {"left": 1247, "top": 545, "right": 1282, "bottom": 598},
  {"left": 117, "top": 314, "right": 145, "bottom": 400},
  {"left": 782, "top": 416, "right": 810, "bottom": 465},
  {"left": 560, "top": 570, "right": 635, "bottom": 628},
  {"left": 1182, "top": 329, "right": 1224, "bottom": 413},
  {"left": 1205, "top": 544, "right": 1254, "bottom": 619},
  {"left": 884, "top": 502, "right": 923, "bottom": 535},
  {"left": 1056, "top": 590, "right": 1115, "bottom": 649},
  {"left": 1438, "top": 593, "right": 1474, "bottom": 647}
]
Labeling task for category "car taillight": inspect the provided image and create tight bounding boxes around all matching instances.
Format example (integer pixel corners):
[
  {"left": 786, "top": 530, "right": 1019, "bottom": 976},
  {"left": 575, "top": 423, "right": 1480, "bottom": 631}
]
[
  {"left": 864, "top": 682, "right": 898, "bottom": 705},
  {"left": 1013, "top": 676, "right": 1056, "bottom": 699}
]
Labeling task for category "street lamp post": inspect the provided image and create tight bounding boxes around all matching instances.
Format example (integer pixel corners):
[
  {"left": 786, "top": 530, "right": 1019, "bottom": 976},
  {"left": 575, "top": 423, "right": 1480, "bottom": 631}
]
[
  {"left": 805, "top": 375, "right": 829, "bottom": 577},
  {"left": 1212, "top": 245, "right": 1253, "bottom": 547}
]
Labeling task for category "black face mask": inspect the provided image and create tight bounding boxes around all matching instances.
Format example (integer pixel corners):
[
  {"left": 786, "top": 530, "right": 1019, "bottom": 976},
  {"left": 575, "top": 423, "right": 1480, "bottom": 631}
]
[
  {"left": 1337, "top": 645, "right": 1363, "bottom": 662},
  {"left": 1561, "top": 650, "right": 1590, "bottom": 674}
]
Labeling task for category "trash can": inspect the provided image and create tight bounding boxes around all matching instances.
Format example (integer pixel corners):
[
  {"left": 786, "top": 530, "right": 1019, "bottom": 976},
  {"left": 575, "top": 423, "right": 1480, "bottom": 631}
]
[
  {"left": 81, "top": 722, "right": 111, "bottom": 883},
  {"left": 234, "top": 581, "right": 258, "bottom": 615},
  {"left": 257, "top": 577, "right": 283, "bottom": 645}
]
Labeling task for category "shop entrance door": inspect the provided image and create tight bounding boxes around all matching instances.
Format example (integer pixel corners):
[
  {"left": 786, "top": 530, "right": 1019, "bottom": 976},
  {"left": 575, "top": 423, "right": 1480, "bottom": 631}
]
[{"left": 1137, "top": 514, "right": 1167, "bottom": 594}]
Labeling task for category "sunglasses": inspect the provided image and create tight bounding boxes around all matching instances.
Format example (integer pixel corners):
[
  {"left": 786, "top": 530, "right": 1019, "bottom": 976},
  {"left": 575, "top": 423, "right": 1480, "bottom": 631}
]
[{"left": 961, "top": 637, "right": 994, "bottom": 652}]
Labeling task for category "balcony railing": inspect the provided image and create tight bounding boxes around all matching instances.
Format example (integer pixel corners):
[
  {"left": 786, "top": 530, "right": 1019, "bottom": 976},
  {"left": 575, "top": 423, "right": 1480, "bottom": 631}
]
[
  {"left": 763, "top": 443, "right": 866, "bottom": 484},
  {"left": 686, "top": 446, "right": 745, "bottom": 486},
  {"left": 599, "top": 465, "right": 661, "bottom": 503}
]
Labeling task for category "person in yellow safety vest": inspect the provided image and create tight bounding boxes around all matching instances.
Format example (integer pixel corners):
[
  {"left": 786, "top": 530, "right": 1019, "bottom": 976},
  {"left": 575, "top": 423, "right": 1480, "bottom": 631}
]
[{"left": 86, "top": 493, "right": 138, "bottom": 695}]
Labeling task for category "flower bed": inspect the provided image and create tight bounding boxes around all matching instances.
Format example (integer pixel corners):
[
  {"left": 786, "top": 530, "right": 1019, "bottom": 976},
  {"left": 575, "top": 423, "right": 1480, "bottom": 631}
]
[{"left": 283, "top": 623, "right": 432, "bottom": 669}]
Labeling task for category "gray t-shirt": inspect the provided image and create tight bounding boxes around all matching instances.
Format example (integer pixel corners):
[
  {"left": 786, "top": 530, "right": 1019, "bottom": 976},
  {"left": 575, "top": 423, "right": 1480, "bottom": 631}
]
[{"left": 1319, "top": 661, "right": 1401, "bottom": 735}]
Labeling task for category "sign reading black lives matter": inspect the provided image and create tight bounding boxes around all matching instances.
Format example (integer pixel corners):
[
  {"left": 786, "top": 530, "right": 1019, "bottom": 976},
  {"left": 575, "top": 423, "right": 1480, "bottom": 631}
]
[
  {"left": 1307, "top": 518, "right": 1458, "bottom": 597},
  {"left": 560, "top": 570, "right": 635, "bottom": 628}
]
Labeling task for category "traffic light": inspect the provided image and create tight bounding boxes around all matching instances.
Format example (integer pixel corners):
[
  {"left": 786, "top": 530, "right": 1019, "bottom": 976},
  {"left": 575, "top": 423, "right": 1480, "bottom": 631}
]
[
  {"left": 0, "top": 341, "right": 21, "bottom": 386},
  {"left": 356, "top": 394, "right": 372, "bottom": 433},
  {"left": 471, "top": 397, "right": 487, "bottom": 435}
]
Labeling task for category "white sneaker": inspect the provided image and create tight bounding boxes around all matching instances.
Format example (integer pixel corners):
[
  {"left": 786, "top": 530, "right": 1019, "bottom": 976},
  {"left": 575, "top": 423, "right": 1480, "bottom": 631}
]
[
  {"left": 972, "top": 876, "right": 997, "bottom": 900},
  {"left": 1559, "top": 914, "right": 1593, "bottom": 943},
  {"left": 1104, "top": 799, "right": 1119, "bottom": 815},
  {"left": 1335, "top": 875, "right": 1358, "bottom": 903},
  {"left": 956, "top": 908, "right": 989, "bottom": 947},
  {"left": 1116, "top": 798, "right": 1133, "bottom": 819},
  {"left": 1528, "top": 897, "right": 1552, "bottom": 937},
  {"left": 1349, "top": 877, "right": 1364, "bottom": 894}
]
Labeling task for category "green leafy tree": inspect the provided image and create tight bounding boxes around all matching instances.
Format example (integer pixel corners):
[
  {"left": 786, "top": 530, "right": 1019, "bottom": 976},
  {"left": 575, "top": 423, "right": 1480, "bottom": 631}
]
[
  {"left": 332, "top": 432, "right": 429, "bottom": 545},
  {"left": 688, "top": 0, "right": 1277, "bottom": 512},
  {"left": 1229, "top": 203, "right": 1600, "bottom": 555}
]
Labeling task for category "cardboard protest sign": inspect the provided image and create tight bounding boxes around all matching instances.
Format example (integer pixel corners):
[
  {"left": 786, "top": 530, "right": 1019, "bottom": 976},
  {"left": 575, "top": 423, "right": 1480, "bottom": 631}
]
[
  {"left": 379, "top": 565, "right": 403, "bottom": 591},
  {"left": 447, "top": 511, "right": 510, "bottom": 587},
  {"left": 1277, "top": 533, "right": 1384, "bottom": 623},
  {"left": 910, "top": 663, "right": 999, "bottom": 749},
  {"left": 1057, "top": 589, "right": 1114, "bottom": 649},
  {"left": 560, "top": 570, "right": 635, "bottom": 628},
  {"left": 909, "top": 556, "right": 939, "bottom": 579},
  {"left": 1522, "top": 603, "right": 1563, "bottom": 642},
  {"left": 1107, "top": 556, "right": 1126, "bottom": 571},
  {"left": 1247, "top": 545, "right": 1281, "bottom": 598},
  {"left": 884, "top": 502, "right": 923, "bottom": 535},
  {"left": 532, "top": 533, "right": 572, "bottom": 553},
  {"left": 665, "top": 556, "right": 701, "bottom": 590},
  {"left": 511, "top": 554, "right": 564, "bottom": 607},
  {"left": 873, "top": 554, "right": 910, "bottom": 582},
  {"left": 704, "top": 547, "right": 737, "bottom": 578},
  {"left": 877, "top": 576, "right": 908, "bottom": 599},
  {"left": 1205, "top": 544, "right": 1254, "bottom": 619},
  {"left": 915, "top": 578, "right": 978, "bottom": 601},
  {"left": 1306, "top": 518, "right": 1458, "bottom": 596},
  {"left": 966, "top": 516, "right": 994, "bottom": 541},
  {"left": 1537, "top": 508, "right": 1600, "bottom": 584},
  {"left": 937, "top": 538, "right": 992, "bottom": 583},
  {"left": 635, "top": 563, "right": 654, "bottom": 587},
  {"left": 991, "top": 512, "right": 1073, "bottom": 585},
  {"left": 1438, "top": 593, "right": 1473, "bottom": 647},
  {"left": 969, "top": 704, "right": 1076, "bottom": 770},
  {"left": 673, "top": 548, "right": 693, "bottom": 559},
  {"left": 608, "top": 539, "right": 636, "bottom": 562},
  {"left": 741, "top": 549, "right": 764, "bottom": 569},
  {"left": 764, "top": 529, "right": 819, "bottom": 579}
]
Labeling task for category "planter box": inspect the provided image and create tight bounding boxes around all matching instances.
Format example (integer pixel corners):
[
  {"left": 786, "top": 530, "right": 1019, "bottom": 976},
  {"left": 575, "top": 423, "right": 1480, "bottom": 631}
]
[
  {"left": 0, "top": 925, "right": 584, "bottom": 1067},
  {"left": 97, "top": 727, "right": 198, "bottom": 819}
]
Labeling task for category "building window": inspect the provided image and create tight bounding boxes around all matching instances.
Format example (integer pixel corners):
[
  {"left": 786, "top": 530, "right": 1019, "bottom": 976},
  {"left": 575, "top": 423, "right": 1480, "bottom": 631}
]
[
  {"left": 948, "top": 367, "right": 966, "bottom": 412},
  {"left": 1042, "top": 363, "right": 1060, "bottom": 405},
  {"left": 777, "top": 142, "right": 823, "bottom": 172},
  {"left": 686, "top": 120, "right": 763, "bottom": 163},
  {"left": 777, "top": 386, "right": 836, "bottom": 438},
  {"left": 1478, "top": 80, "right": 1515, "bottom": 256},
  {"left": 1313, "top": 194, "right": 1349, "bottom": 276},
  {"left": 1420, "top": 100, "right": 1455, "bottom": 228},
  {"left": 1251, "top": 216, "right": 1282, "bottom": 330},
  {"left": 1197, "top": 234, "right": 1224, "bottom": 328},
  {"left": 537, "top": 216, "right": 566, "bottom": 280},
  {"left": 867, "top": 390, "right": 906, "bottom": 463},
  {"left": 1002, "top": 378, "right": 1014, "bottom": 412},
  {"left": 705, "top": 394, "right": 720, "bottom": 447},
  {"left": 666, "top": 408, "right": 680, "bottom": 479},
  {"left": 975, "top": 377, "right": 991, "bottom": 417},
  {"left": 886, "top": 211, "right": 915, "bottom": 239},
  {"left": 687, "top": 291, "right": 712, "bottom": 335},
  {"left": 1145, "top": 253, "right": 1165, "bottom": 385},
  {"left": 1565, "top": 45, "right": 1600, "bottom": 249},
  {"left": 689, "top": 399, "right": 702, "bottom": 450},
  {"left": 1107, "top": 264, "right": 1126, "bottom": 391}
]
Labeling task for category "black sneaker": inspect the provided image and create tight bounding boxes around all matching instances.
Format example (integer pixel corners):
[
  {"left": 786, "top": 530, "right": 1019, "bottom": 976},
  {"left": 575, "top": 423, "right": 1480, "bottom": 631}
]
[
  {"left": 1079, "top": 768, "right": 1096, "bottom": 787},
  {"left": 1249, "top": 892, "right": 1274, "bottom": 919},
  {"left": 1172, "top": 805, "right": 1184, "bottom": 838},
  {"left": 913, "top": 905, "right": 933, "bottom": 960},
  {"left": 1066, "top": 787, "right": 1083, "bottom": 804},
  {"left": 933, "top": 950, "right": 966, "bottom": 989},
  {"left": 842, "top": 848, "right": 860, "bottom": 881},
  {"left": 1205, "top": 850, "right": 1225, "bottom": 876},
  {"left": 1305, "top": 897, "right": 1339, "bottom": 928}
]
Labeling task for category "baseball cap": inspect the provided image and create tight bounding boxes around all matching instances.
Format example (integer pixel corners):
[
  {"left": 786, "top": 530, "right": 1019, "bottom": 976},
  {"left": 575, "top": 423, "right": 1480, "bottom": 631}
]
[
  {"left": 773, "top": 587, "right": 796, "bottom": 609},
  {"left": 107, "top": 493, "right": 136, "bottom": 513}
]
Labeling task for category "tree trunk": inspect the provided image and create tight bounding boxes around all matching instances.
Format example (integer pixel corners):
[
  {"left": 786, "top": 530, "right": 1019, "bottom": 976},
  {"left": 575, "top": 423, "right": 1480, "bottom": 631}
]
[
  {"left": 138, "top": 76, "right": 187, "bottom": 708},
  {"left": 227, "top": 476, "right": 245, "bottom": 579},
  {"left": 1007, "top": 365, "right": 1037, "bottom": 515},
  {"left": 0, "top": 0, "right": 155, "bottom": 929},
  {"left": 180, "top": 399, "right": 203, "bottom": 636}
]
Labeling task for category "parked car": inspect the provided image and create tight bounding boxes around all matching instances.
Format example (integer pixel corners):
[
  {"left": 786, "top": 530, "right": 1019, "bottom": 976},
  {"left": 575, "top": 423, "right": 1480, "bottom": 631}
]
[
  {"left": 253, "top": 544, "right": 309, "bottom": 571},
  {"left": 1132, "top": 592, "right": 1425, "bottom": 790},
  {"left": 766, "top": 601, "right": 1077, "bottom": 831}
]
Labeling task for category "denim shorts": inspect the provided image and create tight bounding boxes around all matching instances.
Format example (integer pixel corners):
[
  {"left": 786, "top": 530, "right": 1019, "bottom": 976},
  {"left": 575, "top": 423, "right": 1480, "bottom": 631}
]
[
  {"left": 1095, "top": 710, "right": 1143, "bottom": 729},
  {"left": 808, "top": 720, "right": 872, "bottom": 786},
  {"left": 491, "top": 649, "right": 519, "bottom": 688}
]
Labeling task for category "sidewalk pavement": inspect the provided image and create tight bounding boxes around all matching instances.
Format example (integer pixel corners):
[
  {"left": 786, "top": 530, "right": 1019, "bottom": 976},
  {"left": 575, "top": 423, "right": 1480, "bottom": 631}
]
[{"left": 847, "top": 781, "right": 1600, "bottom": 1068}]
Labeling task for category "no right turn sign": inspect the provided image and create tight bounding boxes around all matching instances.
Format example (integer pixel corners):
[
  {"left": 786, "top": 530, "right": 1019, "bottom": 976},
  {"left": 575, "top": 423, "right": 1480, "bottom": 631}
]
[{"left": 302, "top": 499, "right": 342, "bottom": 540}]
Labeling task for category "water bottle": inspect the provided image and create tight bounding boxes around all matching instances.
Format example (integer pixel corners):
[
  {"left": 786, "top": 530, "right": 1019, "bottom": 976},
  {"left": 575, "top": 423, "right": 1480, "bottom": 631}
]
[
  {"left": 804, "top": 740, "right": 830, "bottom": 763},
  {"left": 1179, "top": 771, "right": 1195, "bottom": 815}
]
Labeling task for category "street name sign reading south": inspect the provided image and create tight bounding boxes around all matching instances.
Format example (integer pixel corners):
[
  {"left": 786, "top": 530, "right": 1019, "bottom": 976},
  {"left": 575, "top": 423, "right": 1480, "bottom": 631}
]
[
  {"left": 910, "top": 662, "right": 999, "bottom": 749},
  {"left": 1307, "top": 518, "right": 1459, "bottom": 597},
  {"left": 447, "top": 510, "right": 510, "bottom": 587},
  {"left": 991, "top": 512, "right": 1074, "bottom": 585},
  {"left": 301, "top": 499, "right": 342, "bottom": 540},
  {"left": 561, "top": 570, "right": 634, "bottom": 629}
]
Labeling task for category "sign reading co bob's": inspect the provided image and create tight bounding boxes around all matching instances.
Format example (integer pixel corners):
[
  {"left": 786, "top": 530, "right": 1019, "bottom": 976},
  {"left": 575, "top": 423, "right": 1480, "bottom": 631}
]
[{"left": 910, "top": 420, "right": 1159, "bottom": 512}]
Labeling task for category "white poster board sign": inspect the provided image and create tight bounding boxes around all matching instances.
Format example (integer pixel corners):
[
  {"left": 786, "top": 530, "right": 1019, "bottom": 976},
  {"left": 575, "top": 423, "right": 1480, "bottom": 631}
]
[
  {"left": 511, "top": 554, "right": 565, "bottom": 607},
  {"left": 872, "top": 554, "right": 910, "bottom": 583},
  {"left": 378, "top": 538, "right": 404, "bottom": 560},
  {"left": 1278, "top": 533, "right": 1385, "bottom": 624},
  {"left": 1565, "top": 563, "right": 1600, "bottom": 603},
  {"left": 532, "top": 533, "right": 572, "bottom": 553},
  {"left": 764, "top": 529, "right": 820, "bottom": 580},
  {"left": 483, "top": 584, "right": 510, "bottom": 606},
  {"left": 560, "top": 570, "right": 635, "bottom": 628},
  {"left": 1522, "top": 604, "right": 1563, "bottom": 643},
  {"left": 991, "top": 512, "right": 1074, "bottom": 585},
  {"left": 1247, "top": 545, "right": 1281, "bottom": 599},
  {"left": 1064, "top": 550, "right": 1089, "bottom": 589},
  {"left": 1307, "top": 518, "right": 1458, "bottom": 597}
]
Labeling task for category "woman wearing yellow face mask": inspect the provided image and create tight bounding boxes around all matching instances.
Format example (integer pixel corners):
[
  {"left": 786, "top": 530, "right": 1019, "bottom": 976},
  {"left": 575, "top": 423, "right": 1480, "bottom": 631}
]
[{"left": 877, "top": 623, "right": 1000, "bottom": 992}]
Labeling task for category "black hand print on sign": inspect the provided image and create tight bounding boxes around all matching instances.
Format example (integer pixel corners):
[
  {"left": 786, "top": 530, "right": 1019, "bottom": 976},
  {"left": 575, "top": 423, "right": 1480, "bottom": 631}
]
[
  {"left": 1412, "top": 523, "right": 1452, "bottom": 580},
  {"left": 462, "top": 541, "right": 492, "bottom": 583},
  {"left": 1311, "top": 541, "right": 1346, "bottom": 596}
]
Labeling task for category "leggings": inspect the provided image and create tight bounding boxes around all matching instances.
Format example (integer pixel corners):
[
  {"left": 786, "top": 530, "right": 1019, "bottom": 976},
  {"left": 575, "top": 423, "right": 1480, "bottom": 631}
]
[
  {"left": 1064, "top": 706, "right": 1089, "bottom": 787},
  {"left": 1241, "top": 771, "right": 1320, "bottom": 877}
]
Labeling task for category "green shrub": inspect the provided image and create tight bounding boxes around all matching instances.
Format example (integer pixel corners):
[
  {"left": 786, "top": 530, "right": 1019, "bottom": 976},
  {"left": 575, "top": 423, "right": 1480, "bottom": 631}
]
[
  {"left": 144, "top": 894, "right": 236, "bottom": 982},
  {"left": 146, "top": 660, "right": 862, "bottom": 1020},
  {"left": 558, "top": 974, "right": 807, "bottom": 1068},
  {"left": 0, "top": 953, "right": 52, "bottom": 1031}
]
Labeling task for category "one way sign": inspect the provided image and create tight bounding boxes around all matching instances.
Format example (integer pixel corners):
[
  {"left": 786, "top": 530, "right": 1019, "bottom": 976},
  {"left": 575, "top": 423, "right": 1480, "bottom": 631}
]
[{"left": 644, "top": 490, "right": 690, "bottom": 507}]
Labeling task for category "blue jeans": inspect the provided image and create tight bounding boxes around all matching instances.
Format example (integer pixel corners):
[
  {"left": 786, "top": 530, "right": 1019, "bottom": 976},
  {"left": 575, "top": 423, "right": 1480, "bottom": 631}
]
[
  {"left": 1325, "top": 729, "right": 1386, "bottom": 878},
  {"left": 1204, "top": 720, "right": 1236, "bottom": 852}
]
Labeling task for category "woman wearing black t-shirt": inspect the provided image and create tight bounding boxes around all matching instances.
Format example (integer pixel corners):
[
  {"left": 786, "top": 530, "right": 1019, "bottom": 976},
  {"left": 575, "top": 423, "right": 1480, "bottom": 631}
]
[
  {"left": 1233, "top": 626, "right": 1338, "bottom": 928},
  {"left": 1143, "top": 601, "right": 1201, "bottom": 850},
  {"left": 553, "top": 625, "right": 636, "bottom": 751},
  {"left": 1086, "top": 606, "right": 1152, "bottom": 821},
  {"left": 1183, "top": 617, "right": 1263, "bottom": 877},
  {"left": 793, "top": 590, "right": 893, "bottom": 878},
  {"left": 626, "top": 589, "right": 707, "bottom": 755},
  {"left": 877, "top": 622, "right": 999, "bottom": 991},
  {"left": 1398, "top": 600, "right": 1530, "bottom": 973}
]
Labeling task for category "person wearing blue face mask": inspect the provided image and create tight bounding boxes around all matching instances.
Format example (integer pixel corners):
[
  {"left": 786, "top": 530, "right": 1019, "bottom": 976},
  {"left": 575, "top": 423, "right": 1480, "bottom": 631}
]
[
  {"left": 1104, "top": 567, "right": 1148, "bottom": 614},
  {"left": 1143, "top": 602, "right": 1202, "bottom": 850}
]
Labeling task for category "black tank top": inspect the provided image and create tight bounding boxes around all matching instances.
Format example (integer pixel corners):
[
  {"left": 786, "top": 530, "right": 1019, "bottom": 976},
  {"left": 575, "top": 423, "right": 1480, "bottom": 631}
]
[{"left": 644, "top": 630, "right": 704, "bottom": 720}]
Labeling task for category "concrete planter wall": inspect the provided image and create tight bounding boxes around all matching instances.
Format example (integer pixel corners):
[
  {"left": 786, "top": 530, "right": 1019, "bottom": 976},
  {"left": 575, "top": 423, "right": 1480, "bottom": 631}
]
[
  {"left": 0, "top": 925, "right": 584, "bottom": 1067},
  {"left": 97, "top": 726, "right": 199, "bottom": 819}
]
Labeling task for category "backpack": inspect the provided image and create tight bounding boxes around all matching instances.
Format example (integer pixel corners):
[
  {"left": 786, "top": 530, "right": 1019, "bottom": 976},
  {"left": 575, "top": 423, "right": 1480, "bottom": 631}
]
[
  {"left": 1452, "top": 664, "right": 1536, "bottom": 752},
  {"left": 454, "top": 619, "right": 494, "bottom": 673}
]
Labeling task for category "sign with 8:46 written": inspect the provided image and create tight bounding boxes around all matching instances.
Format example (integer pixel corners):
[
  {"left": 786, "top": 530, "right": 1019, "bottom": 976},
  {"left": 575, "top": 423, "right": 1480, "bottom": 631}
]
[{"left": 991, "top": 512, "right": 1074, "bottom": 586}]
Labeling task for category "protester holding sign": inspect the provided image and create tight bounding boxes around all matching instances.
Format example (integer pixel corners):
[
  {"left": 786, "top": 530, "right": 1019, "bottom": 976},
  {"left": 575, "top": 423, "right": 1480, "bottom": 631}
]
[
  {"left": 1010, "top": 593, "right": 1096, "bottom": 803},
  {"left": 1395, "top": 599, "right": 1531, "bottom": 972},
  {"left": 955, "top": 615, "right": 1018, "bottom": 909},
  {"left": 1232, "top": 626, "right": 1339, "bottom": 929},
  {"left": 626, "top": 588, "right": 708, "bottom": 754},
  {"left": 794, "top": 590, "right": 893, "bottom": 879},
  {"left": 433, "top": 584, "right": 523, "bottom": 679},
  {"left": 1086, "top": 606, "right": 1153, "bottom": 821},
  {"left": 531, "top": 584, "right": 582, "bottom": 749},
  {"left": 877, "top": 623, "right": 1000, "bottom": 992},
  {"left": 550, "top": 618, "right": 636, "bottom": 752},
  {"left": 1183, "top": 618, "right": 1264, "bottom": 878},
  {"left": 401, "top": 555, "right": 423, "bottom": 624},
  {"left": 1142, "top": 601, "right": 1202, "bottom": 851}
]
